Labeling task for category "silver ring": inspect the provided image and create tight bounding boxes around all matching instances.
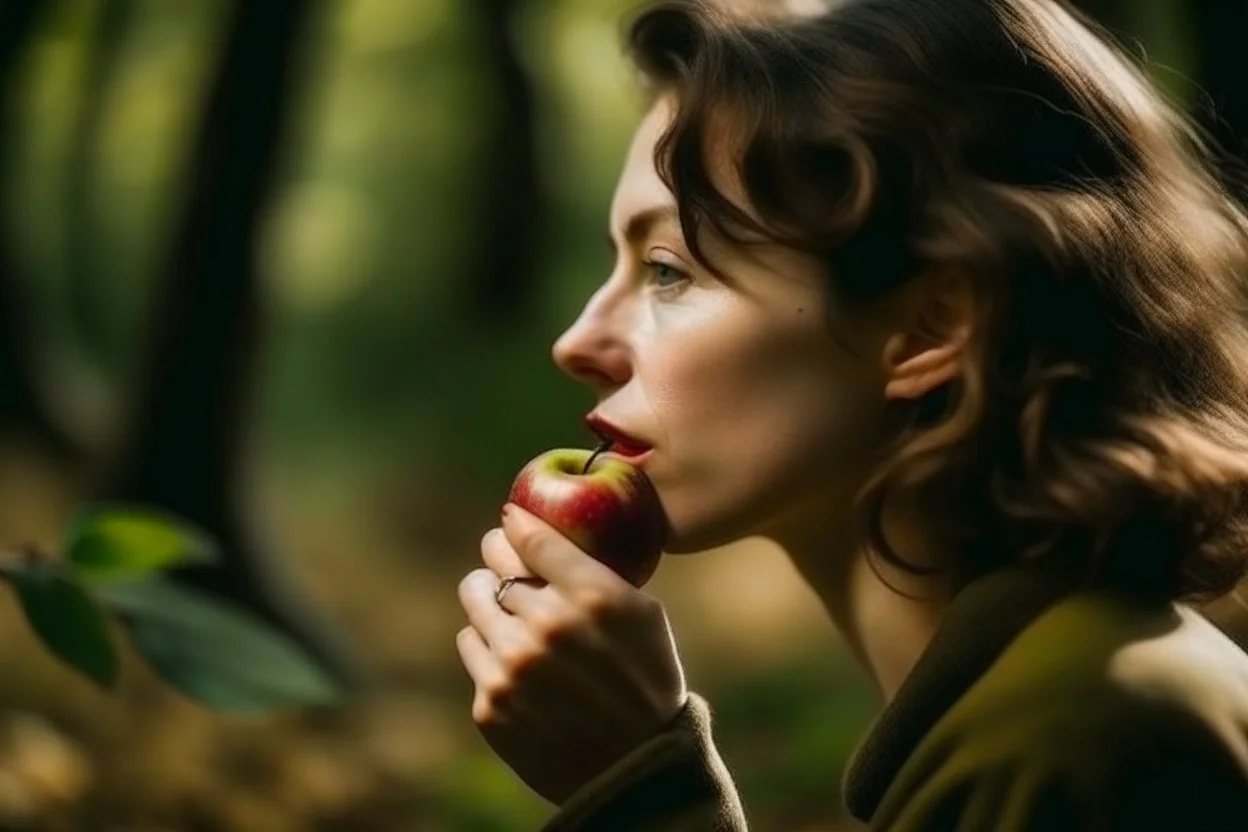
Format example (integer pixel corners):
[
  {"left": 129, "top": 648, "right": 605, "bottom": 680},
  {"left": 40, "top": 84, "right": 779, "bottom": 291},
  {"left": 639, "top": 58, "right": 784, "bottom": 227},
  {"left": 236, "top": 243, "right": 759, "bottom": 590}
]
[
  {"left": 494, "top": 576, "right": 520, "bottom": 607},
  {"left": 494, "top": 575, "right": 543, "bottom": 607}
]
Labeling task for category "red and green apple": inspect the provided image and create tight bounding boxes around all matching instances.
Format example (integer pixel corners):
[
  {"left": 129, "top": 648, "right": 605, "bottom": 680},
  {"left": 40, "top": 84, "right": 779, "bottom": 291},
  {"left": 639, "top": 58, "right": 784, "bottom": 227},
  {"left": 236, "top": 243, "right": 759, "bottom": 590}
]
[{"left": 507, "top": 442, "right": 665, "bottom": 587}]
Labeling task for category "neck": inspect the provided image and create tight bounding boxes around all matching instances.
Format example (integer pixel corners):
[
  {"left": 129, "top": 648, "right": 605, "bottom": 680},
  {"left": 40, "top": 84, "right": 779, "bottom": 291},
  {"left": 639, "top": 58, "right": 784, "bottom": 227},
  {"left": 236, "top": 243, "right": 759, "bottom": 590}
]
[{"left": 767, "top": 490, "right": 957, "bottom": 702}]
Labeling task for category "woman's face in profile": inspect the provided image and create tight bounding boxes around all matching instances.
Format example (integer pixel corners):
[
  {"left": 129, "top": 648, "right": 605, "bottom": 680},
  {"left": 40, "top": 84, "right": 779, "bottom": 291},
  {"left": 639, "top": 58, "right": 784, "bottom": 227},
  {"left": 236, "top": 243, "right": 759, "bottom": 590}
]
[{"left": 552, "top": 97, "right": 895, "bottom": 553}]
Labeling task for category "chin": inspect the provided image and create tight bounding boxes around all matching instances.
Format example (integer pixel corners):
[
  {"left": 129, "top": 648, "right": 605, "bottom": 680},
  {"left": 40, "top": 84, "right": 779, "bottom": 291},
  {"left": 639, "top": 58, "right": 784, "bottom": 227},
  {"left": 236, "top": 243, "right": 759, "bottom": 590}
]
[
  {"left": 658, "top": 482, "right": 823, "bottom": 555},
  {"left": 658, "top": 510, "right": 753, "bottom": 555}
]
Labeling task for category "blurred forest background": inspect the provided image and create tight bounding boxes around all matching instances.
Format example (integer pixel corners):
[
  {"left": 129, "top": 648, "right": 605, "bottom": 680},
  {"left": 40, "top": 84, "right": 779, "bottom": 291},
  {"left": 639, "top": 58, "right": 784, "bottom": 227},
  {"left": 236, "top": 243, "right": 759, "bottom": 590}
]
[{"left": 0, "top": 0, "right": 1244, "bottom": 830}]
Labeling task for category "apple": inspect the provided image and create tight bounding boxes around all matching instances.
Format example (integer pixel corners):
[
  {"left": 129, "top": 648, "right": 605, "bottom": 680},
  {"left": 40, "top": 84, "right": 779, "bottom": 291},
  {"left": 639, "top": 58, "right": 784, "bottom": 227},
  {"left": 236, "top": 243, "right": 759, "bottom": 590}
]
[{"left": 507, "top": 443, "right": 665, "bottom": 587}]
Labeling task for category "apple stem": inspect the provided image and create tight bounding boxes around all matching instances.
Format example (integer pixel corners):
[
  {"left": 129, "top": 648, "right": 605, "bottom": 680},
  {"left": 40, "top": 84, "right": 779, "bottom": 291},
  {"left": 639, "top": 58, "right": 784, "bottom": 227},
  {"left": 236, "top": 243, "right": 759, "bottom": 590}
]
[{"left": 584, "top": 437, "right": 613, "bottom": 474}]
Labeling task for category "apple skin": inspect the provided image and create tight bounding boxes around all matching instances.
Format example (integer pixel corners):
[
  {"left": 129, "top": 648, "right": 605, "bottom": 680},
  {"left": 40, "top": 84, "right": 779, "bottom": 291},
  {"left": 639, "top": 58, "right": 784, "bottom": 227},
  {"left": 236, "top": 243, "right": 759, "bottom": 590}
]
[{"left": 507, "top": 448, "right": 665, "bottom": 588}]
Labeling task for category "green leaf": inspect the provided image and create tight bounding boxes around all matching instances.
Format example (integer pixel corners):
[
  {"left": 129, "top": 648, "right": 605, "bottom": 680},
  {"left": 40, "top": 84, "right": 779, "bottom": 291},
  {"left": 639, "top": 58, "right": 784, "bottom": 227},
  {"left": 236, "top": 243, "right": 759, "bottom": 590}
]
[
  {"left": 13, "top": 564, "right": 119, "bottom": 688},
  {"left": 96, "top": 578, "right": 342, "bottom": 715},
  {"left": 64, "top": 503, "right": 220, "bottom": 583}
]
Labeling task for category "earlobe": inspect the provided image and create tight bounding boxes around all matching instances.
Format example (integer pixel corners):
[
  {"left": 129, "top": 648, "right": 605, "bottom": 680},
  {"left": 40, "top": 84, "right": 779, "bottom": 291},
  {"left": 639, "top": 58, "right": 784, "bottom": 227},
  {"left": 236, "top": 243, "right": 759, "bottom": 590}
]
[
  {"left": 880, "top": 270, "right": 974, "bottom": 401},
  {"left": 882, "top": 323, "right": 971, "bottom": 401},
  {"left": 880, "top": 269, "right": 974, "bottom": 401}
]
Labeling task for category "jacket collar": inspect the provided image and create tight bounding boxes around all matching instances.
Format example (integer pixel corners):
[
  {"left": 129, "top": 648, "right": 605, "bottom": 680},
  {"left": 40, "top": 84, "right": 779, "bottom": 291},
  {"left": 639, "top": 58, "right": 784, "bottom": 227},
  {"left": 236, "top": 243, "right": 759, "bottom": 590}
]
[{"left": 840, "top": 558, "right": 1083, "bottom": 822}]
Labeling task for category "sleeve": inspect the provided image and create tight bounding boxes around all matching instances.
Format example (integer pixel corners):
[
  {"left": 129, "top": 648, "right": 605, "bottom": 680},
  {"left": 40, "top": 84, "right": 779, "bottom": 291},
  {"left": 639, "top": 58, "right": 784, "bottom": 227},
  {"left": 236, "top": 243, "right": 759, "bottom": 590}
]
[{"left": 540, "top": 692, "right": 750, "bottom": 832}]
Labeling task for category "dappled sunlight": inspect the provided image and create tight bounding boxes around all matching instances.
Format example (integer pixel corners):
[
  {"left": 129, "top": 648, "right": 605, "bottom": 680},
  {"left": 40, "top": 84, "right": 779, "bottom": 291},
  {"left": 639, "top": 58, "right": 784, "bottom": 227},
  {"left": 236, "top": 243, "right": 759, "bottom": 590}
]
[{"left": 0, "top": 0, "right": 1237, "bottom": 828}]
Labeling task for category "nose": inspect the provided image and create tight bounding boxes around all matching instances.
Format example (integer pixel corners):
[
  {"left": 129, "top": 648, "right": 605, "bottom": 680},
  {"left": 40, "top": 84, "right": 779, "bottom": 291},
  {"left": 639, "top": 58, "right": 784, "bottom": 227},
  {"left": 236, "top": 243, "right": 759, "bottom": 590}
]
[{"left": 551, "top": 287, "right": 632, "bottom": 389}]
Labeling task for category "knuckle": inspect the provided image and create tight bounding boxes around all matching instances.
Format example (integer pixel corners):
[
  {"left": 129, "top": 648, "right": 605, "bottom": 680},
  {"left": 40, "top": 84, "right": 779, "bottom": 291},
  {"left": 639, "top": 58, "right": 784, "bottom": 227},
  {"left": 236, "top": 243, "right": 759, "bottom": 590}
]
[
  {"left": 528, "top": 606, "right": 578, "bottom": 643},
  {"left": 634, "top": 596, "right": 670, "bottom": 632},
  {"left": 633, "top": 593, "right": 664, "bottom": 618},
  {"left": 472, "top": 692, "right": 504, "bottom": 726},
  {"left": 478, "top": 674, "right": 514, "bottom": 712},
  {"left": 509, "top": 523, "right": 543, "bottom": 555},
  {"left": 575, "top": 585, "right": 620, "bottom": 617},
  {"left": 495, "top": 639, "right": 542, "bottom": 675}
]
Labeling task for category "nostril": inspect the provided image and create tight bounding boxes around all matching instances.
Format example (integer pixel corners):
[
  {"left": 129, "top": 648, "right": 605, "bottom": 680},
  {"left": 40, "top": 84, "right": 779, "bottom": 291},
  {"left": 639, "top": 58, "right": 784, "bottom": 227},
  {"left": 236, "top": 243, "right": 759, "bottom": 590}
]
[
  {"left": 569, "top": 361, "right": 616, "bottom": 387},
  {"left": 554, "top": 340, "right": 624, "bottom": 384}
]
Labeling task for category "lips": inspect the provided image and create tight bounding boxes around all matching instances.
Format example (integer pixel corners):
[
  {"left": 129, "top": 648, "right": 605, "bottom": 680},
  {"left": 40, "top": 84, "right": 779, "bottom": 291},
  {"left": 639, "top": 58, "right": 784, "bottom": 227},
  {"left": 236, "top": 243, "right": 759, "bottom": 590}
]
[
  {"left": 609, "top": 441, "right": 652, "bottom": 460},
  {"left": 585, "top": 415, "right": 652, "bottom": 458}
]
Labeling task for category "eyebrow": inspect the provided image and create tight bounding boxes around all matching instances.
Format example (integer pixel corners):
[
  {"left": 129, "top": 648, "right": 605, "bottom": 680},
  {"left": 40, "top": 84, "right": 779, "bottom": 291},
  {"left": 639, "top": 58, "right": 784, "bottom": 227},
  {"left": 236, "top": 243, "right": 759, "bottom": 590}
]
[{"left": 607, "top": 204, "right": 680, "bottom": 252}]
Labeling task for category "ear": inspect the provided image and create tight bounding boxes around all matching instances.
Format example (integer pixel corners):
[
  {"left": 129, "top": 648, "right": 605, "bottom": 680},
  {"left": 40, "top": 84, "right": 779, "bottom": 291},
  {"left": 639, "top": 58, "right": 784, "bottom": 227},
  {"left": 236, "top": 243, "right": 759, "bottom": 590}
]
[{"left": 881, "top": 271, "right": 974, "bottom": 401}]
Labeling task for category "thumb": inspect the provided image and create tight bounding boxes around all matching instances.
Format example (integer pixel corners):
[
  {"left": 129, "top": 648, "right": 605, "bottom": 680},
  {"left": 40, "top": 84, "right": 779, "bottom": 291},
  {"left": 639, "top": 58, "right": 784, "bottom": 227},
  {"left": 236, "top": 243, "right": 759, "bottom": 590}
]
[{"left": 501, "top": 502, "right": 618, "bottom": 590}]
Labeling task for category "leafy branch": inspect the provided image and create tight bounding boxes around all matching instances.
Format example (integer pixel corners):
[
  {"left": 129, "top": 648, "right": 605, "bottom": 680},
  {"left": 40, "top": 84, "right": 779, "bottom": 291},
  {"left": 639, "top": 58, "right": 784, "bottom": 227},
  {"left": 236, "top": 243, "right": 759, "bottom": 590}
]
[{"left": 0, "top": 503, "right": 342, "bottom": 716}]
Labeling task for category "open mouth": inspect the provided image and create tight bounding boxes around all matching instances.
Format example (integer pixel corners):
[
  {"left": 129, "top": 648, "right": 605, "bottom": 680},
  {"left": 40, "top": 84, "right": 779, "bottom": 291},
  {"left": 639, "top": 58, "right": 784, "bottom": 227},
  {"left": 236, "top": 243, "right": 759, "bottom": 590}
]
[
  {"left": 585, "top": 415, "right": 653, "bottom": 460},
  {"left": 607, "top": 441, "right": 651, "bottom": 460}
]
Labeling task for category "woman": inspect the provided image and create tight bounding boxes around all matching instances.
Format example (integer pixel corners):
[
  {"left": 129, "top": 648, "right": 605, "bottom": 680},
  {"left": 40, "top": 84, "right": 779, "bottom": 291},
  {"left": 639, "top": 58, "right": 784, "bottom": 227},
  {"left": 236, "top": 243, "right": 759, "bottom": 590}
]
[{"left": 456, "top": 0, "right": 1248, "bottom": 828}]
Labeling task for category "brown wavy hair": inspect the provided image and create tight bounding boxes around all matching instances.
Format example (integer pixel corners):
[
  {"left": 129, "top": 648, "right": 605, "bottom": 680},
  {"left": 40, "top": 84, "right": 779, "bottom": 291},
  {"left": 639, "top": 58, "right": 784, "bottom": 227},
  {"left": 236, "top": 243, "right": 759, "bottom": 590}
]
[{"left": 625, "top": 0, "right": 1248, "bottom": 603}]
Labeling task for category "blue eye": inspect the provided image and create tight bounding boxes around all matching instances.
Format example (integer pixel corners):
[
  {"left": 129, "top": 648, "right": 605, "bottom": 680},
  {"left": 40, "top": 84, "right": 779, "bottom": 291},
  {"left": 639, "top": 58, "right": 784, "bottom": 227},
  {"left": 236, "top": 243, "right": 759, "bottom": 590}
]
[{"left": 651, "top": 262, "right": 686, "bottom": 289}]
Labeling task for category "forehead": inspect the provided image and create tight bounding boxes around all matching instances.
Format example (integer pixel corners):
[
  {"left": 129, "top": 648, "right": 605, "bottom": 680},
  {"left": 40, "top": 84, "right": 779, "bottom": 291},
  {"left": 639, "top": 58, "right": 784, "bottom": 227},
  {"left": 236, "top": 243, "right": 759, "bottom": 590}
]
[
  {"left": 612, "top": 95, "right": 758, "bottom": 223},
  {"left": 610, "top": 96, "right": 820, "bottom": 273},
  {"left": 609, "top": 97, "right": 681, "bottom": 230}
]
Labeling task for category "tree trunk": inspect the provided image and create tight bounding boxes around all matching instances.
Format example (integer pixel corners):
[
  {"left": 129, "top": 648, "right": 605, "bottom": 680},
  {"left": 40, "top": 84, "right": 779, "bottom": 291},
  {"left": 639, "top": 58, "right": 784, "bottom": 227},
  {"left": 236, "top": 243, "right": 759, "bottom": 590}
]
[
  {"left": 0, "top": 0, "right": 84, "bottom": 467},
  {"left": 91, "top": 0, "right": 360, "bottom": 689},
  {"left": 62, "top": 0, "right": 137, "bottom": 370},
  {"left": 462, "top": 0, "right": 545, "bottom": 326}
]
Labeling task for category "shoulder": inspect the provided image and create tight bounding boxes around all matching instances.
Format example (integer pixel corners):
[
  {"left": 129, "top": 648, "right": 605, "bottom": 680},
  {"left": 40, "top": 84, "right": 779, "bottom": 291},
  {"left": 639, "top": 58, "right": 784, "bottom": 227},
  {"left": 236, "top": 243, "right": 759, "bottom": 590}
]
[
  {"left": 875, "top": 592, "right": 1248, "bottom": 831},
  {"left": 979, "top": 589, "right": 1248, "bottom": 741}
]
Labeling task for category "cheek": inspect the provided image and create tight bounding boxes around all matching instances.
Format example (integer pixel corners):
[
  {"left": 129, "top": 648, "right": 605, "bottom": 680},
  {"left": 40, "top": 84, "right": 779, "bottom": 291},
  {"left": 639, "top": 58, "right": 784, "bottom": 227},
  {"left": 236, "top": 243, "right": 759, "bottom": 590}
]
[{"left": 643, "top": 317, "right": 883, "bottom": 544}]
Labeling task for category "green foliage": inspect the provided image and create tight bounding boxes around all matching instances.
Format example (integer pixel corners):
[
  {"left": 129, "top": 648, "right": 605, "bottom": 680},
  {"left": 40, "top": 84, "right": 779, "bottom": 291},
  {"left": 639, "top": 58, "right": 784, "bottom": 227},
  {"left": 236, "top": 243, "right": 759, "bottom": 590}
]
[
  {"left": 64, "top": 502, "right": 219, "bottom": 583},
  {"left": 2, "top": 503, "right": 343, "bottom": 715},
  {"left": 96, "top": 577, "right": 341, "bottom": 716},
  {"left": 10, "top": 561, "right": 119, "bottom": 689}
]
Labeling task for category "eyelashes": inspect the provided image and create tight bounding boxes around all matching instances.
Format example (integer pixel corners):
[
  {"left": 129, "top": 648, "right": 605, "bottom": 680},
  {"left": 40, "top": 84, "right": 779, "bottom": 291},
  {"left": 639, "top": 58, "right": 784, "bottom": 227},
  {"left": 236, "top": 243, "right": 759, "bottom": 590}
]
[{"left": 647, "top": 260, "right": 689, "bottom": 291}]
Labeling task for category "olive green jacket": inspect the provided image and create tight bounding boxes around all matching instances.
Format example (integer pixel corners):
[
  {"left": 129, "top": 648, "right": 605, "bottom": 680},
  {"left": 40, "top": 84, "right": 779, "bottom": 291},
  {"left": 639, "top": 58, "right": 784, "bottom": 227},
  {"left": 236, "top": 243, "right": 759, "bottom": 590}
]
[{"left": 542, "top": 561, "right": 1248, "bottom": 831}]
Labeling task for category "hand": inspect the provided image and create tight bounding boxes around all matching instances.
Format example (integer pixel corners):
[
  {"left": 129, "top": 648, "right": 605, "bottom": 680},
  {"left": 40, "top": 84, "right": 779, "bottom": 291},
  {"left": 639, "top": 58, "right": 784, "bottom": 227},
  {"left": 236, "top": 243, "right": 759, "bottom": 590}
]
[{"left": 455, "top": 503, "right": 688, "bottom": 805}]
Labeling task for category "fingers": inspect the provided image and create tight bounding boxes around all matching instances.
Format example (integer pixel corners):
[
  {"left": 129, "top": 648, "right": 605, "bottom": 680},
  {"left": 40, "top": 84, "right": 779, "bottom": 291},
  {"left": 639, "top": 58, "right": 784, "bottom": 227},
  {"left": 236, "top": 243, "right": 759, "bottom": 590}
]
[
  {"left": 455, "top": 625, "right": 508, "bottom": 725},
  {"left": 457, "top": 568, "right": 525, "bottom": 649},
  {"left": 494, "top": 576, "right": 552, "bottom": 620},
  {"left": 455, "top": 624, "right": 496, "bottom": 683},
  {"left": 481, "top": 527, "right": 554, "bottom": 625},
  {"left": 481, "top": 527, "right": 542, "bottom": 582},
  {"left": 456, "top": 599, "right": 649, "bottom": 733},
  {"left": 456, "top": 622, "right": 631, "bottom": 736},
  {"left": 500, "top": 503, "right": 622, "bottom": 594}
]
